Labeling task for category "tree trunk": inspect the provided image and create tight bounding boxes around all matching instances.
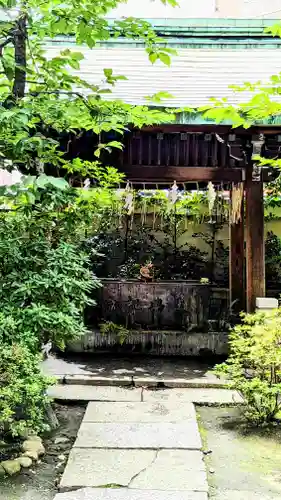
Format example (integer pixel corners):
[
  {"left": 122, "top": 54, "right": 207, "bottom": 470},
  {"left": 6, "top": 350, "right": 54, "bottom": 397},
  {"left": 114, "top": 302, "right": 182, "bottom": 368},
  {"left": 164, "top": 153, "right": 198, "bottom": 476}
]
[{"left": 12, "top": 15, "right": 27, "bottom": 99}]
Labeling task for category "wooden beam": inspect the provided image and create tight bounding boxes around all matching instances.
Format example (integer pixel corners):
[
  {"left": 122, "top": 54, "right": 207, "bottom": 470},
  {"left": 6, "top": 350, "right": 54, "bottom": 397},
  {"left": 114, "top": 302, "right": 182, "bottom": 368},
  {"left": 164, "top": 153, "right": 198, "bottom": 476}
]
[
  {"left": 229, "top": 183, "right": 245, "bottom": 312},
  {"left": 245, "top": 178, "right": 265, "bottom": 312},
  {"left": 123, "top": 166, "right": 246, "bottom": 182},
  {"left": 122, "top": 166, "right": 272, "bottom": 183}
]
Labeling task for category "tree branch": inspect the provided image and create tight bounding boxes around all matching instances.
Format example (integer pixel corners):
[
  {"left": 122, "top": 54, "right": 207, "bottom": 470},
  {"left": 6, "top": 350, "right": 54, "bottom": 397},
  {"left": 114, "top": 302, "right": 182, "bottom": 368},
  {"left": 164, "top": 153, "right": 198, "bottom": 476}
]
[
  {"left": 29, "top": 90, "right": 93, "bottom": 111},
  {"left": 0, "top": 37, "right": 13, "bottom": 55}
]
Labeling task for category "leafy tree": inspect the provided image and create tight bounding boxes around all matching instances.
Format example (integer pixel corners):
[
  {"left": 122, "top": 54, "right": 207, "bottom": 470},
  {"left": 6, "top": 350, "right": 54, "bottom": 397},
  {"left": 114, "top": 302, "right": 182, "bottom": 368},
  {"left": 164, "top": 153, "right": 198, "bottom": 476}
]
[{"left": 0, "top": 0, "right": 177, "bottom": 175}]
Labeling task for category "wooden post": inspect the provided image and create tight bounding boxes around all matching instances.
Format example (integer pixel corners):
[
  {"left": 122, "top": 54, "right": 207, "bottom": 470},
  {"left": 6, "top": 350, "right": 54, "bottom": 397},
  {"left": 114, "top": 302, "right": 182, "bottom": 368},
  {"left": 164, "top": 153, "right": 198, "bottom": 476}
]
[
  {"left": 229, "top": 183, "right": 245, "bottom": 312},
  {"left": 245, "top": 178, "right": 265, "bottom": 312}
]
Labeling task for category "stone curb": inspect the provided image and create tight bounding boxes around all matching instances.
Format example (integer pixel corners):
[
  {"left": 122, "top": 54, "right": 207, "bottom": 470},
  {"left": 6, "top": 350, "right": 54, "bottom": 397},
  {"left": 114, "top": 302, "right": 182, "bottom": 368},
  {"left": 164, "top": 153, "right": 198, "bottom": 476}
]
[
  {"left": 48, "top": 385, "right": 243, "bottom": 406},
  {"left": 63, "top": 375, "right": 133, "bottom": 387},
  {"left": 133, "top": 377, "right": 226, "bottom": 389},
  {"left": 51, "top": 374, "right": 227, "bottom": 389}
]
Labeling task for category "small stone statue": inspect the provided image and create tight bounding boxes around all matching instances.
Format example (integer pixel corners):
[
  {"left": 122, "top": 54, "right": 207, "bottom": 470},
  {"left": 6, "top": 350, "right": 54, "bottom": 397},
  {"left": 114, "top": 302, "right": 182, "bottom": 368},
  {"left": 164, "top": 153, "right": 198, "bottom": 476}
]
[{"left": 140, "top": 262, "right": 154, "bottom": 281}]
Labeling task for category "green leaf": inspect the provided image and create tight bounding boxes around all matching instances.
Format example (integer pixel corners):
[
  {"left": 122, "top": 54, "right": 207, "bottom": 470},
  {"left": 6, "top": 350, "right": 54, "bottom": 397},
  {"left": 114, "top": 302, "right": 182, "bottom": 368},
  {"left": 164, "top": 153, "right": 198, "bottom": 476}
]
[
  {"left": 69, "top": 59, "right": 80, "bottom": 70},
  {"left": 36, "top": 174, "right": 49, "bottom": 189},
  {"left": 159, "top": 53, "right": 171, "bottom": 66},
  {"left": 149, "top": 52, "right": 158, "bottom": 64},
  {"left": 23, "top": 176, "right": 36, "bottom": 187},
  {"left": 145, "top": 91, "right": 174, "bottom": 103},
  {"left": 3, "top": 63, "right": 14, "bottom": 81},
  {"left": 107, "top": 141, "right": 124, "bottom": 150},
  {"left": 162, "top": 47, "right": 178, "bottom": 55},
  {"left": 48, "top": 177, "right": 69, "bottom": 190},
  {"left": 103, "top": 68, "right": 113, "bottom": 78},
  {"left": 160, "top": 0, "right": 178, "bottom": 5},
  {"left": 25, "top": 191, "right": 36, "bottom": 205}
]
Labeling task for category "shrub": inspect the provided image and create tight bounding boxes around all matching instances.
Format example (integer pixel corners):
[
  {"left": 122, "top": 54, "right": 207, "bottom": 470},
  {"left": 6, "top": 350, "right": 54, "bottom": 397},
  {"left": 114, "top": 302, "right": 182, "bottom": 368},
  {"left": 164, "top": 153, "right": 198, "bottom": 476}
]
[
  {"left": 0, "top": 344, "right": 53, "bottom": 438},
  {"left": 215, "top": 309, "right": 281, "bottom": 425},
  {"left": 100, "top": 321, "right": 130, "bottom": 344},
  {"left": 0, "top": 241, "right": 98, "bottom": 351},
  {"left": 0, "top": 190, "right": 100, "bottom": 351},
  {"left": 0, "top": 184, "right": 101, "bottom": 442},
  {"left": 265, "top": 231, "right": 281, "bottom": 286}
]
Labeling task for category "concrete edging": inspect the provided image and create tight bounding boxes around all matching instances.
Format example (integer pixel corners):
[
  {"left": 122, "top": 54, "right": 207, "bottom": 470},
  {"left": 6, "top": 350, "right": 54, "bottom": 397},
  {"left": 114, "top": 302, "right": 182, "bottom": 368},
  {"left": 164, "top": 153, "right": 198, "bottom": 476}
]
[{"left": 54, "top": 374, "right": 227, "bottom": 389}]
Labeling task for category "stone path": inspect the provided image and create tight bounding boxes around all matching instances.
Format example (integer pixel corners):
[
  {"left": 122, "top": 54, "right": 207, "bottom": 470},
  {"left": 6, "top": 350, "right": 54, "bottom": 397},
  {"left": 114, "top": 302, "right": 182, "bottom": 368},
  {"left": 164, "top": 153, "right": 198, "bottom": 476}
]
[
  {"left": 52, "top": 386, "right": 242, "bottom": 500},
  {"left": 43, "top": 355, "right": 224, "bottom": 388}
]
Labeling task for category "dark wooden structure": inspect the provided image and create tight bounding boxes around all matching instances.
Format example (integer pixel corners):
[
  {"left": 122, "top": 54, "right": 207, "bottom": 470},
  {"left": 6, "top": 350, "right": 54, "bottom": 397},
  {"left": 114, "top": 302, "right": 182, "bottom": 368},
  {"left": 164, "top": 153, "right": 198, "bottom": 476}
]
[{"left": 118, "top": 125, "right": 280, "bottom": 313}]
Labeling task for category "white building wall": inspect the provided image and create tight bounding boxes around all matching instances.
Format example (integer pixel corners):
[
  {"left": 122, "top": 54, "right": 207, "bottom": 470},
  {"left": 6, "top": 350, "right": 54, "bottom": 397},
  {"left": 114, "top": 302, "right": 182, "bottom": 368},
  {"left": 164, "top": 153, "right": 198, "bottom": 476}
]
[
  {"left": 217, "top": 0, "right": 281, "bottom": 18},
  {"left": 108, "top": 0, "right": 281, "bottom": 19}
]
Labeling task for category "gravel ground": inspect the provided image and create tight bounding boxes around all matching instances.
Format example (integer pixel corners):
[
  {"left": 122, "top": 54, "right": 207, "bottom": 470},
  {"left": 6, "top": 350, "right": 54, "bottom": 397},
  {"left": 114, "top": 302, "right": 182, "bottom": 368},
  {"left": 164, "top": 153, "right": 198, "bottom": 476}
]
[
  {"left": 197, "top": 406, "right": 281, "bottom": 500},
  {"left": 0, "top": 404, "right": 85, "bottom": 500}
]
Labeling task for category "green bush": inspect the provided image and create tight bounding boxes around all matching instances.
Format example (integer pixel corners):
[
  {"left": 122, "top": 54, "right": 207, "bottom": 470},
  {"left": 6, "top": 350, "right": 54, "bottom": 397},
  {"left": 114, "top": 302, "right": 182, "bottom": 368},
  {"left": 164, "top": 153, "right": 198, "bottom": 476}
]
[
  {"left": 0, "top": 240, "right": 97, "bottom": 351},
  {"left": 265, "top": 231, "right": 281, "bottom": 286},
  {"left": 0, "top": 190, "right": 100, "bottom": 351},
  {"left": 0, "top": 344, "right": 52, "bottom": 437},
  {"left": 215, "top": 309, "right": 281, "bottom": 425},
  {"left": 0, "top": 185, "right": 100, "bottom": 441}
]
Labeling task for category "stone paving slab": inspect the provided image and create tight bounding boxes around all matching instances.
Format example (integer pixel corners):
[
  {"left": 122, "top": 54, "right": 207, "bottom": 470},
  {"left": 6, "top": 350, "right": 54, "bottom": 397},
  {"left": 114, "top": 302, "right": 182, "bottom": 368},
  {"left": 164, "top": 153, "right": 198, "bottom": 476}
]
[
  {"left": 59, "top": 449, "right": 206, "bottom": 491},
  {"left": 83, "top": 401, "right": 197, "bottom": 423},
  {"left": 130, "top": 449, "right": 207, "bottom": 491},
  {"left": 143, "top": 388, "right": 243, "bottom": 405},
  {"left": 47, "top": 385, "right": 142, "bottom": 402},
  {"left": 74, "top": 422, "right": 202, "bottom": 449},
  {"left": 60, "top": 449, "right": 155, "bottom": 491},
  {"left": 55, "top": 488, "right": 208, "bottom": 500},
  {"left": 211, "top": 491, "right": 281, "bottom": 500}
]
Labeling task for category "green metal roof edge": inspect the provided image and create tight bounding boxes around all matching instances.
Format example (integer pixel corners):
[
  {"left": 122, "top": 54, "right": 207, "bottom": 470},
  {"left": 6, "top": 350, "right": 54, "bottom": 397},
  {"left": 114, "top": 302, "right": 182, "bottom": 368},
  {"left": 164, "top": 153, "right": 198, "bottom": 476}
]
[
  {"left": 51, "top": 36, "right": 281, "bottom": 49},
  {"left": 109, "top": 17, "right": 280, "bottom": 36},
  {"left": 121, "top": 18, "right": 279, "bottom": 27},
  {"left": 108, "top": 17, "right": 279, "bottom": 28},
  {"left": 95, "top": 38, "right": 281, "bottom": 48},
  {"left": 50, "top": 17, "right": 281, "bottom": 49}
]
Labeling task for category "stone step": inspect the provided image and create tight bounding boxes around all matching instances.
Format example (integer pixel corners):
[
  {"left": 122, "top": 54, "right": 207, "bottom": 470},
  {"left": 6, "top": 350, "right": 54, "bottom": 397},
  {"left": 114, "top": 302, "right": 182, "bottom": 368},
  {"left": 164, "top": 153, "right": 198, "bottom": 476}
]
[
  {"left": 54, "top": 488, "right": 208, "bottom": 500},
  {"left": 142, "top": 388, "right": 243, "bottom": 405},
  {"left": 54, "top": 374, "right": 226, "bottom": 389},
  {"left": 59, "top": 449, "right": 207, "bottom": 492},
  {"left": 48, "top": 385, "right": 242, "bottom": 405},
  {"left": 47, "top": 385, "right": 142, "bottom": 402}
]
